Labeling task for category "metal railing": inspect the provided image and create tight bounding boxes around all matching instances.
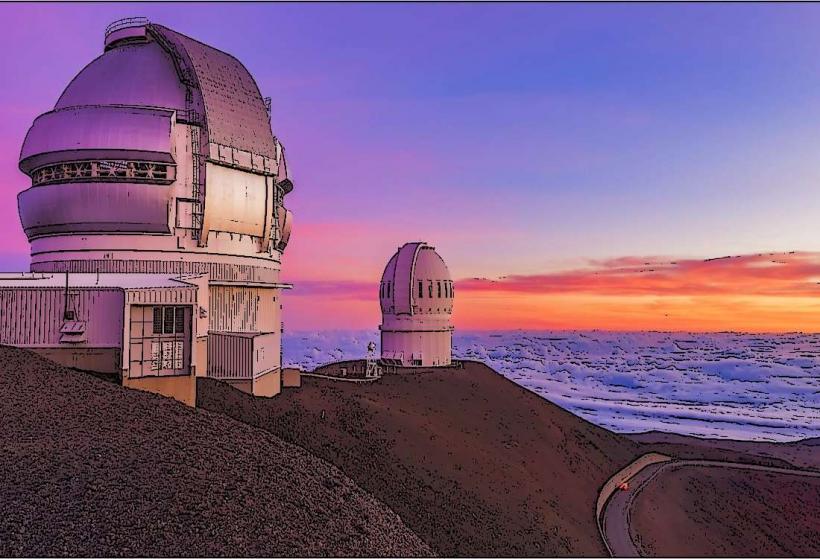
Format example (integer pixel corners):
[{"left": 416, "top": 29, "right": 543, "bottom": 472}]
[
  {"left": 104, "top": 17, "right": 150, "bottom": 39},
  {"left": 30, "top": 160, "right": 174, "bottom": 187}
]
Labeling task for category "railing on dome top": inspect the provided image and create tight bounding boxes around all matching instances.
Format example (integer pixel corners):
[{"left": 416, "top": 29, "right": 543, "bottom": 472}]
[{"left": 104, "top": 17, "right": 151, "bottom": 40}]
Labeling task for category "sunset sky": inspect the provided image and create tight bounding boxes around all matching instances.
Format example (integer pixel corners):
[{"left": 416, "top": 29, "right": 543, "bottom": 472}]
[{"left": 4, "top": 3, "right": 820, "bottom": 331}]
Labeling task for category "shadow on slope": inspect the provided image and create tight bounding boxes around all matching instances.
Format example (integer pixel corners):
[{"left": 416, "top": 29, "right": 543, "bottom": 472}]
[
  {"left": 628, "top": 431, "right": 820, "bottom": 471},
  {"left": 630, "top": 465, "right": 820, "bottom": 556},
  {"left": 0, "top": 346, "right": 430, "bottom": 557},
  {"left": 197, "top": 361, "right": 642, "bottom": 556}
]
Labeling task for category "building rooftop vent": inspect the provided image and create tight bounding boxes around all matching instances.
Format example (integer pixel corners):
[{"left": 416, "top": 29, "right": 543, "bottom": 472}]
[
  {"left": 104, "top": 17, "right": 150, "bottom": 49},
  {"left": 105, "top": 17, "right": 150, "bottom": 38}
]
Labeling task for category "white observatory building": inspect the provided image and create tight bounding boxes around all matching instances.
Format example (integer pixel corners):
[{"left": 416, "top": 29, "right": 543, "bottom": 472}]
[
  {"left": 0, "top": 19, "right": 294, "bottom": 404},
  {"left": 379, "top": 242, "right": 454, "bottom": 367}
]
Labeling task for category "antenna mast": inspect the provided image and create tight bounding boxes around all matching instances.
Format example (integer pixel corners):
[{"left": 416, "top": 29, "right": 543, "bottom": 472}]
[{"left": 63, "top": 271, "right": 69, "bottom": 320}]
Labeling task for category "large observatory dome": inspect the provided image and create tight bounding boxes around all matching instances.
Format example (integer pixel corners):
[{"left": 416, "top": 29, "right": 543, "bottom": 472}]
[
  {"left": 379, "top": 242, "right": 454, "bottom": 367},
  {"left": 3, "top": 18, "right": 298, "bottom": 401},
  {"left": 17, "top": 18, "right": 293, "bottom": 283}
]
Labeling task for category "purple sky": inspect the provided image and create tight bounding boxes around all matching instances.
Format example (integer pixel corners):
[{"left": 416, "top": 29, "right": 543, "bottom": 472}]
[{"left": 4, "top": 3, "right": 820, "bottom": 329}]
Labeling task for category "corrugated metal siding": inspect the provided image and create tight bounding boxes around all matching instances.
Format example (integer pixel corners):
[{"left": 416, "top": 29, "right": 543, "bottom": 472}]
[
  {"left": 33, "top": 259, "right": 280, "bottom": 283},
  {"left": 207, "top": 331, "right": 280, "bottom": 380},
  {"left": 208, "top": 286, "right": 278, "bottom": 333},
  {"left": 126, "top": 287, "right": 196, "bottom": 305},
  {"left": 207, "top": 332, "right": 252, "bottom": 379},
  {"left": 0, "top": 288, "right": 124, "bottom": 346}
]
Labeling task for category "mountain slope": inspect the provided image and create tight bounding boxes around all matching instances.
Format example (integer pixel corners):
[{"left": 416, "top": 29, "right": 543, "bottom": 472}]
[
  {"left": 628, "top": 431, "right": 820, "bottom": 471},
  {"left": 0, "top": 347, "right": 431, "bottom": 557},
  {"left": 197, "top": 361, "right": 643, "bottom": 556}
]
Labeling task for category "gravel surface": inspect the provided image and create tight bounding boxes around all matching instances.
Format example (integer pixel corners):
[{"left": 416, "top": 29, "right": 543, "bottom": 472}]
[{"left": 0, "top": 346, "right": 432, "bottom": 557}]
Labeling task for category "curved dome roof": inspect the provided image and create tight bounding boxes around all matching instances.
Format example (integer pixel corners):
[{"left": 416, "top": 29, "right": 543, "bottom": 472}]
[
  {"left": 55, "top": 41, "right": 187, "bottom": 112},
  {"left": 16, "top": 19, "right": 293, "bottom": 245},
  {"left": 380, "top": 242, "right": 453, "bottom": 316},
  {"left": 150, "top": 23, "right": 278, "bottom": 160},
  {"left": 47, "top": 21, "right": 279, "bottom": 161}
]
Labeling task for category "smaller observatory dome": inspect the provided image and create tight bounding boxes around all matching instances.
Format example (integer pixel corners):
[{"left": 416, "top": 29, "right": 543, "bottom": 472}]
[{"left": 379, "top": 242, "right": 454, "bottom": 367}]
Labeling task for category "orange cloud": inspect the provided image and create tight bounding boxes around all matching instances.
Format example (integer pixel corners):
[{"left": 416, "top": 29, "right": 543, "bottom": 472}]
[
  {"left": 283, "top": 252, "right": 820, "bottom": 332},
  {"left": 457, "top": 252, "right": 820, "bottom": 297}
]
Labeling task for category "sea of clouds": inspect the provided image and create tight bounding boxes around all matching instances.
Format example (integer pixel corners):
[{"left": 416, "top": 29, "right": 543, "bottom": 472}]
[{"left": 283, "top": 330, "right": 820, "bottom": 442}]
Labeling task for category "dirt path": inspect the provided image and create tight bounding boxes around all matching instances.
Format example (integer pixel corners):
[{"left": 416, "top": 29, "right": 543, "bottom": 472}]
[{"left": 600, "top": 459, "right": 820, "bottom": 557}]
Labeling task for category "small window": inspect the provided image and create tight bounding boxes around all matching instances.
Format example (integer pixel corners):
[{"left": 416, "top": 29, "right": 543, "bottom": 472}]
[
  {"left": 174, "top": 307, "right": 185, "bottom": 333},
  {"left": 428, "top": 281, "right": 433, "bottom": 298},
  {"left": 163, "top": 307, "right": 175, "bottom": 334},
  {"left": 437, "top": 281, "right": 442, "bottom": 298},
  {"left": 153, "top": 307, "right": 163, "bottom": 334},
  {"left": 418, "top": 281, "right": 423, "bottom": 298}
]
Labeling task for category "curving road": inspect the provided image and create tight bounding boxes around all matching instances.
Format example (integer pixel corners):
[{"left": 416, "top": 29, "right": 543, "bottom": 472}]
[{"left": 599, "top": 459, "right": 820, "bottom": 557}]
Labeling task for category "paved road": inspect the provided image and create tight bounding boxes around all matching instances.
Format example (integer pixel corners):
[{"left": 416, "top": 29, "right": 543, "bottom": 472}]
[{"left": 600, "top": 459, "right": 820, "bottom": 557}]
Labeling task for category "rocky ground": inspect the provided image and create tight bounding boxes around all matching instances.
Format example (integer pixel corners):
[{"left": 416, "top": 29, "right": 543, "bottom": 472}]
[
  {"left": 4, "top": 343, "right": 816, "bottom": 557},
  {"left": 0, "top": 346, "right": 431, "bottom": 557}
]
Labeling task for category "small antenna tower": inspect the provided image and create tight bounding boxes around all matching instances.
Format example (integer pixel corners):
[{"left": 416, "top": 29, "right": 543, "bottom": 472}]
[
  {"left": 365, "top": 341, "right": 381, "bottom": 378},
  {"left": 63, "top": 271, "right": 71, "bottom": 320}
]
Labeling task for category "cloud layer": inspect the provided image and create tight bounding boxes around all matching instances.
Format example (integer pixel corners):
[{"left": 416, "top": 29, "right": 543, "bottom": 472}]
[
  {"left": 284, "top": 252, "right": 820, "bottom": 332},
  {"left": 457, "top": 252, "right": 820, "bottom": 297}
]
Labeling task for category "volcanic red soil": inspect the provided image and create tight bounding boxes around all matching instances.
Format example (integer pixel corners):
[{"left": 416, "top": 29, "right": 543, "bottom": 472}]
[
  {"left": 198, "top": 361, "right": 819, "bottom": 557},
  {"left": 4, "top": 347, "right": 817, "bottom": 557},
  {"left": 198, "top": 361, "right": 644, "bottom": 556},
  {"left": 630, "top": 465, "right": 820, "bottom": 557},
  {"left": 0, "top": 346, "right": 431, "bottom": 557}
]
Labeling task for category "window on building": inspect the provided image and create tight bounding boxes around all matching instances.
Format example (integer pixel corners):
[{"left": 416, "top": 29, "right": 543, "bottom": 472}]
[
  {"left": 418, "top": 281, "right": 423, "bottom": 298},
  {"left": 164, "top": 307, "right": 175, "bottom": 334},
  {"left": 437, "top": 281, "right": 442, "bottom": 298},
  {"left": 153, "top": 307, "right": 162, "bottom": 334},
  {"left": 153, "top": 306, "right": 186, "bottom": 335},
  {"left": 174, "top": 307, "right": 185, "bottom": 333},
  {"left": 387, "top": 282, "right": 391, "bottom": 298},
  {"left": 428, "top": 281, "right": 433, "bottom": 298}
]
